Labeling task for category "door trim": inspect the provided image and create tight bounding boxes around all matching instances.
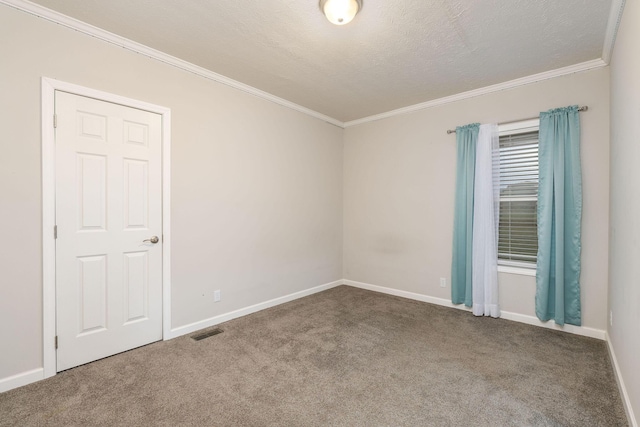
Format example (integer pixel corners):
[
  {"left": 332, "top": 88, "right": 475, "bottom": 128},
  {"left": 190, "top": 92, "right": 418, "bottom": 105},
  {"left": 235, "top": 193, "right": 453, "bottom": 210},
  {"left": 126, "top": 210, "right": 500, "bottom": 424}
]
[{"left": 41, "top": 77, "right": 172, "bottom": 378}]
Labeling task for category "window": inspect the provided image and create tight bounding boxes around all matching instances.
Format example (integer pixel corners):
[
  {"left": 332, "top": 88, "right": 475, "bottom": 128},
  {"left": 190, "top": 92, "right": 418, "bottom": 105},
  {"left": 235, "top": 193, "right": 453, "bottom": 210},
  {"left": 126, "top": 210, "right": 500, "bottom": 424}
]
[{"left": 497, "top": 119, "right": 540, "bottom": 269}]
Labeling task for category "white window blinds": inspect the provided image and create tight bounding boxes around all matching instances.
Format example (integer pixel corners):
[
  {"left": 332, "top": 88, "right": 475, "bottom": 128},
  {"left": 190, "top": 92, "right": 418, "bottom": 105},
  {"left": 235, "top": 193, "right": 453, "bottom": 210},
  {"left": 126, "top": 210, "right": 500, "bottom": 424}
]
[{"left": 498, "top": 126, "right": 539, "bottom": 266}]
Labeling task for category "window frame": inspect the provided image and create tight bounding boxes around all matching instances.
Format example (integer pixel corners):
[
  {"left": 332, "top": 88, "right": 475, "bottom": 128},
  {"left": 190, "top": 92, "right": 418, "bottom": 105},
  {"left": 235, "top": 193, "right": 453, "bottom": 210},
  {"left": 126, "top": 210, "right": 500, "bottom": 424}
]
[{"left": 497, "top": 119, "right": 540, "bottom": 276}]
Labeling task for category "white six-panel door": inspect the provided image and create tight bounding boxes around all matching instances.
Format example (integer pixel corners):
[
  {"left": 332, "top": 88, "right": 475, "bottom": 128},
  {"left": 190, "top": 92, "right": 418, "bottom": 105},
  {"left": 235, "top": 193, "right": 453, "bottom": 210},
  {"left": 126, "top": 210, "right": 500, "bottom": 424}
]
[{"left": 55, "top": 91, "right": 163, "bottom": 371}]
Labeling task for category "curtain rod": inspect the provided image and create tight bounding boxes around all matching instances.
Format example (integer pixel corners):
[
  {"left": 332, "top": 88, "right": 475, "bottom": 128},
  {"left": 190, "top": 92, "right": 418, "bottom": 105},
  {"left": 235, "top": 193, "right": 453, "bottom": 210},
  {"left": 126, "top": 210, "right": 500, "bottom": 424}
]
[{"left": 446, "top": 106, "right": 588, "bottom": 134}]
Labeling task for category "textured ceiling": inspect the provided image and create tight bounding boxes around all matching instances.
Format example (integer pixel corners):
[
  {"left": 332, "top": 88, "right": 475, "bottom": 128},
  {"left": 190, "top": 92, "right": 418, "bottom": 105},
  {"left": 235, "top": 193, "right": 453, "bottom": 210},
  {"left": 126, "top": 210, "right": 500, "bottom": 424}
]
[{"left": 29, "top": 0, "right": 613, "bottom": 122}]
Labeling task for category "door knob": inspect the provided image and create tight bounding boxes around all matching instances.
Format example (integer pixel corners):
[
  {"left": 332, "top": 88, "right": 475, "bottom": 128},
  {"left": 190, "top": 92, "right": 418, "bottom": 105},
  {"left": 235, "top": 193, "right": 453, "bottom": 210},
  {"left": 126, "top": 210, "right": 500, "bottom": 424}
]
[{"left": 143, "top": 236, "right": 159, "bottom": 244}]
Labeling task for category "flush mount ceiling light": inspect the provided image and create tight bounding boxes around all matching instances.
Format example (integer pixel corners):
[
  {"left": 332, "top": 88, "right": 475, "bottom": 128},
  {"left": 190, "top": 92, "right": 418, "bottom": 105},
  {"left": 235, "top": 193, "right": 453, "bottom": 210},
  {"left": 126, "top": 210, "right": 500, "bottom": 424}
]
[{"left": 320, "top": 0, "right": 363, "bottom": 25}]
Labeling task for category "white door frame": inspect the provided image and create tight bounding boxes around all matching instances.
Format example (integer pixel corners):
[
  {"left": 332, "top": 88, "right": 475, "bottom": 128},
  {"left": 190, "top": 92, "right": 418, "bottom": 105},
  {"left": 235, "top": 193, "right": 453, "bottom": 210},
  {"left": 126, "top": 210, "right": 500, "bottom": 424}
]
[{"left": 41, "top": 77, "right": 172, "bottom": 378}]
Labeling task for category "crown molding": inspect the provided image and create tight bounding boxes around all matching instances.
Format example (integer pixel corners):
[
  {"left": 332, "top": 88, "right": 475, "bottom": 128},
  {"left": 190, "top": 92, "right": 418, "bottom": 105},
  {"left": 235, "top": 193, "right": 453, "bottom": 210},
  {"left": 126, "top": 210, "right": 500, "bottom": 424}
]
[
  {"left": 2, "top": 0, "right": 617, "bottom": 130},
  {"left": 0, "top": 0, "right": 344, "bottom": 128},
  {"left": 602, "top": 0, "right": 626, "bottom": 64},
  {"left": 344, "top": 59, "right": 607, "bottom": 127}
]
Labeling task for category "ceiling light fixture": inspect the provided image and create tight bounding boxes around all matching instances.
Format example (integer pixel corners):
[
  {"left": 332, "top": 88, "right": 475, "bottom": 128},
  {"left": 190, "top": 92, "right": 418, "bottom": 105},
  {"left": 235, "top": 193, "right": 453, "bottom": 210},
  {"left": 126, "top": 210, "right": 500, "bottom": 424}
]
[{"left": 320, "top": 0, "right": 362, "bottom": 25}]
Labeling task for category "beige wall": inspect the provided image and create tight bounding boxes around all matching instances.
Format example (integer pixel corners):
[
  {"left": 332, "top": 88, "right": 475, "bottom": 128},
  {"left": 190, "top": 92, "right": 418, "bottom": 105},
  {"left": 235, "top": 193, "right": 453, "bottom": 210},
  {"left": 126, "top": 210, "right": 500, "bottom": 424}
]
[
  {"left": 609, "top": 0, "right": 640, "bottom": 421},
  {"left": 0, "top": 6, "right": 343, "bottom": 380},
  {"left": 344, "top": 68, "right": 610, "bottom": 331}
]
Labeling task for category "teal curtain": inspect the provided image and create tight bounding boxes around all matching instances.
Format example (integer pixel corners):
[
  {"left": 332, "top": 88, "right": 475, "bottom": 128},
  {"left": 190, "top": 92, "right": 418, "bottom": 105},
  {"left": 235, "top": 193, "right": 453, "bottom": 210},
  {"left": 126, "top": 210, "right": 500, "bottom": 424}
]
[
  {"left": 536, "top": 106, "right": 582, "bottom": 326},
  {"left": 451, "top": 124, "right": 480, "bottom": 306}
]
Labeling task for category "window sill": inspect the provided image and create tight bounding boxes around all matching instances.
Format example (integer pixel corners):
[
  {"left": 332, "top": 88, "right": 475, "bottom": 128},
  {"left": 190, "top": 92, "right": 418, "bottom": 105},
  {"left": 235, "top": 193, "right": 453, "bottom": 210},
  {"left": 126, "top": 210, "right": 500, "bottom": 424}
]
[{"left": 498, "top": 265, "right": 536, "bottom": 276}]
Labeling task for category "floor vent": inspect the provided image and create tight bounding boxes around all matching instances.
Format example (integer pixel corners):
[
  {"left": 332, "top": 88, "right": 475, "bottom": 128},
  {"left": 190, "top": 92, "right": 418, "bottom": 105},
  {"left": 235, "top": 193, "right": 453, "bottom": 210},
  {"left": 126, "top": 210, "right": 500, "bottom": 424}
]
[{"left": 191, "top": 328, "right": 224, "bottom": 341}]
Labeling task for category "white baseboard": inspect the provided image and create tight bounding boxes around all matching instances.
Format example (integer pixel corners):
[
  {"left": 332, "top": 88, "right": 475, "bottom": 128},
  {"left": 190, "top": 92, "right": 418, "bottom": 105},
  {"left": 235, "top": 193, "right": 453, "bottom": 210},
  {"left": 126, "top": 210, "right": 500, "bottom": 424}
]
[
  {"left": 0, "top": 368, "right": 44, "bottom": 394},
  {"left": 343, "top": 279, "right": 606, "bottom": 340},
  {"left": 500, "top": 310, "right": 605, "bottom": 340},
  {"left": 344, "top": 279, "right": 473, "bottom": 311},
  {"left": 168, "top": 279, "right": 344, "bottom": 339},
  {"left": 606, "top": 333, "right": 638, "bottom": 427}
]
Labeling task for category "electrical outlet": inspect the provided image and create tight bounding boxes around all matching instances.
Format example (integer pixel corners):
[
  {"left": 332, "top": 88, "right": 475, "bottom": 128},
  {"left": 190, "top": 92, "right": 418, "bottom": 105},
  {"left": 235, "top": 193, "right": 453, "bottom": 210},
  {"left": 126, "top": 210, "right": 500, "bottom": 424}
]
[
  {"left": 214, "top": 290, "right": 221, "bottom": 302},
  {"left": 440, "top": 278, "right": 447, "bottom": 288}
]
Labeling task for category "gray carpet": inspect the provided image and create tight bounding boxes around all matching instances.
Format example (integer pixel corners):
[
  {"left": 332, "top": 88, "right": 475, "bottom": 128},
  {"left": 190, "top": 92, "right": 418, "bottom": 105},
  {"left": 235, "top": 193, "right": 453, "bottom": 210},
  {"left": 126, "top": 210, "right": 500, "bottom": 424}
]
[{"left": 0, "top": 286, "right": 628, "bottom": 426}]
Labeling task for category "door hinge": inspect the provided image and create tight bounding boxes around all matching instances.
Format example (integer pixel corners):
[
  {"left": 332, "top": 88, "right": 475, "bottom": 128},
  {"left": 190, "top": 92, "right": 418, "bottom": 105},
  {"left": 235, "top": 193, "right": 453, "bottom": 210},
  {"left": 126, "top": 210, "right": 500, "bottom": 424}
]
[
  {"left": 53, "top": 114, "right": 57, "bottom": 128},
  {"left": 55, "top": 336, "right": 58, "bottom": 349},
  {"left": 54, "top": 225, "right": 58, "bottom": 239}
]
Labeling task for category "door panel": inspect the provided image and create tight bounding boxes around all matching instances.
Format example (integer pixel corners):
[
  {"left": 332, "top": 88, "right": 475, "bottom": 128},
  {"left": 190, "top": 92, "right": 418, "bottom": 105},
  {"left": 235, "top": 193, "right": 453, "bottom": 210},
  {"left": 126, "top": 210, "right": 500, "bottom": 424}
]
[
  {"left": 55, "top": 91, "right": 162, "bottom": 372},
  {"left": 77, "top": 153, "right": 107, "bottom": 231},
  {"left": 123, "top": 251, "right": 149, "bottom": 323},
  {"left": 77, "top": 255, "right": 107, "bottom": 335},
  {"left": 123, "top": 159, "right": 149, "bottom": 229}
]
